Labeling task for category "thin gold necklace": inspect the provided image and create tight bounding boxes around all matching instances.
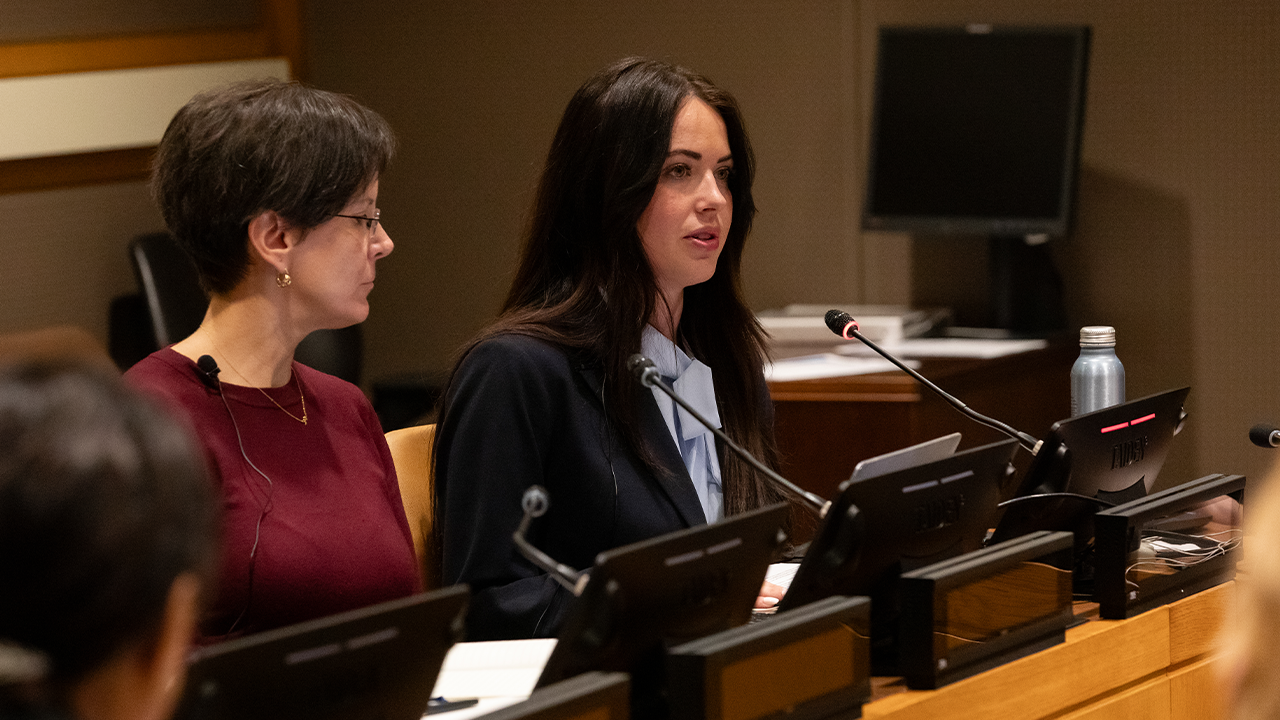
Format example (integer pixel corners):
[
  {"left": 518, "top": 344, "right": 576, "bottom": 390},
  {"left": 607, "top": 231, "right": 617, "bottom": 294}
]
[{"left": 207, "top": 338, "right": 308, "bottom": 425}]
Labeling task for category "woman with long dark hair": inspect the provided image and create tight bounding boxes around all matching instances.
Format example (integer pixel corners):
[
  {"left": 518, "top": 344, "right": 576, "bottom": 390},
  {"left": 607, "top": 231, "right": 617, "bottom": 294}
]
[{"left": 435, "top": 57, "right": 788, "bottom": 640}]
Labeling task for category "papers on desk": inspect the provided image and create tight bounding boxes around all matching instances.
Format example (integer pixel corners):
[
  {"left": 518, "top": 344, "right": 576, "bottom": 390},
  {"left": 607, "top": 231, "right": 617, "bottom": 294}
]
[
  {"left": 834, "top": 337, "right": 1048, "bottom": 359},
  {"left": 764, "top": 354, "right": 916, "bottom": 382},
  {"left": 766, "top": 562, "right": 799, "bottom": 590},
  {"left": 428, "top": 638, "right": 557, "bottom": 719}
]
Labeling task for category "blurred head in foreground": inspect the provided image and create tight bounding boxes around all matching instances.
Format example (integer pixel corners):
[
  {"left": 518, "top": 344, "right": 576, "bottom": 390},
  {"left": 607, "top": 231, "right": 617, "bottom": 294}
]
[
  {"left": 1220, "top": 461, "right": 1278, "bottom": 720},
  {"left": 0, "top": 363, "right": 217, "bottom": 720}
]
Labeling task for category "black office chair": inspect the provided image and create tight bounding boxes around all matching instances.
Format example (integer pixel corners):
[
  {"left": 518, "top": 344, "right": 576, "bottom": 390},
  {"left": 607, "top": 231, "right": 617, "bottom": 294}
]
[
  {"left": 126, "top": 232, "right": 363, "bottom": 384},
  {"left": 130, "top": 232, "right": 207, "bottom": 349}
]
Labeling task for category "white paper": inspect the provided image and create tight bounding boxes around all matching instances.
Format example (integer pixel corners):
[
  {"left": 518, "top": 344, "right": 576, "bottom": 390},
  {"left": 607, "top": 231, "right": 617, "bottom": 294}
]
[
  {"left": 766, "top": 562, "right": 800, "bottom": 590},
  {"left": 429, "top": 638, "right": 557, "bottom": 705}
]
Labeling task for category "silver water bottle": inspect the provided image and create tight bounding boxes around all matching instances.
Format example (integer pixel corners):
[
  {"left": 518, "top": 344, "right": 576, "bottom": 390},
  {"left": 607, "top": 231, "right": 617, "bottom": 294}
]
[{"left": 1071, "top": 326, "right": 1125, "bottom": 416}]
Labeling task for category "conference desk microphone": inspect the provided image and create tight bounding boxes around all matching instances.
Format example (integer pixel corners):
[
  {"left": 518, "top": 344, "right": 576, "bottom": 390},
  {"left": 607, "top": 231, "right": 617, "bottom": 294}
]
[
  {"left": 513, "top": 485, "right": 589, "bottom": 595},
  {"left": 823, "top": 309, "right": 1041, "bottom": 455},
  {"left": 1249, "top": 423, "right": 1280, "bottom": 448},
  {"left": 626, "top": 354, "right": 831, "bottom": 518}
]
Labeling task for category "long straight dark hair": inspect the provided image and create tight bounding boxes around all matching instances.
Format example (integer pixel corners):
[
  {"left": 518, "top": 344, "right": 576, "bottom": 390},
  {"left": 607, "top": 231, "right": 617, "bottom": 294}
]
[{"left": 442, "top": 57, "right": 785, "bottom": 517}]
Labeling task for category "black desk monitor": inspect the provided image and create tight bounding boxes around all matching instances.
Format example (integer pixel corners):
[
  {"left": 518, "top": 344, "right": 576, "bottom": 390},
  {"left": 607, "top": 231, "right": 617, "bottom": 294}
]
[
  {"left": 536, "top": 502, "right": 790, "bottom": 694},
  {"left": 989, "top": 386, "right": 1190, "bottom": 549},
  {"left": 174, "top": 585, "right": 469, "bottom": 720},
  {"left": 778, "top": 439, "right": 1017, "bottom": 613}
]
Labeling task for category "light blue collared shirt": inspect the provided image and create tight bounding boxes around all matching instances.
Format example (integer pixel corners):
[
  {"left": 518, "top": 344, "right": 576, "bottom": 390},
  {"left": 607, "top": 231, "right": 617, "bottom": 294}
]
[{"left": 640, "top": 325, "right": 724, "bottom": 523}]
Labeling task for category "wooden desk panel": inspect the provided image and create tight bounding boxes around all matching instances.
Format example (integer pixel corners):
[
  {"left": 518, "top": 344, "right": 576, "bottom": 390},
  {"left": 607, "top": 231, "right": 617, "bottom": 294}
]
[
  {"left": 1169, "top": 580, "right": 1232, "bottom": 664},
  {"left": 769, "top": 343, "right": 1076, "bottom": 504},
  {"left": 863, "top": 607, "right": 1171, "bottom": 720},
  {"left": 1169, "top": 656, "right": 1227, "bottom": 720},
  {"left": 1060, "top": 676, "right": 1171, "bottom": 720},
  {"left": 860, "top": 582, "right": 1232, "bottom": 720}
]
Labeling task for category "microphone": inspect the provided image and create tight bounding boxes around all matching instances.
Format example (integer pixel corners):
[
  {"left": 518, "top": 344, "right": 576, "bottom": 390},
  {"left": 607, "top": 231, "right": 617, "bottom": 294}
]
[
  {"left": 1250, "top": 423, "right": 1280, "bottom": 448},
  {"left": 512, "top": 486, "right": 587, "bottom": 594},
  {"left": 196, "top": 355, "right": 222, "bottom": 392},
  {"left": 194, "top": 352, "right": 273, "bottom": 635},
  {"left": 823, "top": 309, "right": 1041, "bottom": 454},
  {"left": 626, "top": 354, "right": 830, "bottom": 518}
]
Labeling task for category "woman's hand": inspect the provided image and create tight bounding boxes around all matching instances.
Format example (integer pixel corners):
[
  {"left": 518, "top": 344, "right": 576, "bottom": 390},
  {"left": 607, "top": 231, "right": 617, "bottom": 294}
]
[{"left": 755, "top": 580, "right": 786, "bottom": 609}]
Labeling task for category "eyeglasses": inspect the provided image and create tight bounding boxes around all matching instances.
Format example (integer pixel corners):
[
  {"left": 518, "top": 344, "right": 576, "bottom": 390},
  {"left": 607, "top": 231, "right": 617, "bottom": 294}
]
[{"left": 333, "top": 208, "right": 382, "bottom": 237}]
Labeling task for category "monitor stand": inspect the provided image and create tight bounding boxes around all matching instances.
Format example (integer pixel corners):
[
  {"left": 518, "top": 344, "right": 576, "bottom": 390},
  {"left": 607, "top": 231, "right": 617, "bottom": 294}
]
[{"left": 988, "top": 234, "right": 1067, "bottom": 334}]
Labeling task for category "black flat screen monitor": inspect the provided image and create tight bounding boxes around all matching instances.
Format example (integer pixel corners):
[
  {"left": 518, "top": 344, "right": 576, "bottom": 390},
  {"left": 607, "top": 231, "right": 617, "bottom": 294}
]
[
  {"left": 174, "top": 585, "right": 469, "bottom": 720},
  {"left": 990, "top": 387, "right": 1191, "bottom": 551},
  {"left": 862, "top": 25, "right": 1091, "bottom": 237},
  {"left": 536, "top": 502, "right": 789, "bottom": 695},
  {"left": 779, "top": 438, "right": 1017, "bottom": 612}
]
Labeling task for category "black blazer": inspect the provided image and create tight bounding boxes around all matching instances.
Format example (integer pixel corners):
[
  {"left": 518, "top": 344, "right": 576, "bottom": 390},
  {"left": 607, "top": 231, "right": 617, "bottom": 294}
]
[{"left": 435, "top": 334, "right": 707, "bottom": 640}]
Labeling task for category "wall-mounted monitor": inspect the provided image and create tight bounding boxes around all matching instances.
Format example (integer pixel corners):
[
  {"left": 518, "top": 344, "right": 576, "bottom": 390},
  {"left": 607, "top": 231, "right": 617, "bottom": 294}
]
[
  {"left": 862, "top": 24, "right": 1092, "bottom": 333},
  {"left": 863, "top": 24, "right": 1091, "bottom": 238}
]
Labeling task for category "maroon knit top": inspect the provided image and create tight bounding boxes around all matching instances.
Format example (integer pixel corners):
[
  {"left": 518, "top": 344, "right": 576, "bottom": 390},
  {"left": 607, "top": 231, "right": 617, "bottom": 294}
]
[{"left": 127, "top": 348, "right": 420, "bottom": 641}]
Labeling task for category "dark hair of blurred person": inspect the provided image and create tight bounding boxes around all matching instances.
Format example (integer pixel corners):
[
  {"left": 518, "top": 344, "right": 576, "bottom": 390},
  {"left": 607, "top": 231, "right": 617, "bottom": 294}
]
[{"left": 0, "top": 363, "right": 218, "bottom": 720}]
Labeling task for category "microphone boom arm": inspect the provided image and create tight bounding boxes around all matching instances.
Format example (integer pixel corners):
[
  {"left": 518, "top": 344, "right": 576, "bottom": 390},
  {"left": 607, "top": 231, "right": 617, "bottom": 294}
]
[
  {"left": 513, "top": 486, "right": 587, "bottom": 594},
  {"left": 845, "top": 326, "right": 1040, "bottom": 453},
  {"left": 632, "top": 359, "right": 830, "bottom": 518}
]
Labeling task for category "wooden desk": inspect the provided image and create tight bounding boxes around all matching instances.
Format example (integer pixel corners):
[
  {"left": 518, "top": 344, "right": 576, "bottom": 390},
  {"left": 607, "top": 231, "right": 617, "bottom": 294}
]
[
  {"left": 426, "top": 583, "right": 1231, "bottom": 719},
  {"left": 768, "top": 343, "right": 1076, "bottom": 504},
  {"left": 861, "top": 581, "right": 1232, "bottom": 720}
]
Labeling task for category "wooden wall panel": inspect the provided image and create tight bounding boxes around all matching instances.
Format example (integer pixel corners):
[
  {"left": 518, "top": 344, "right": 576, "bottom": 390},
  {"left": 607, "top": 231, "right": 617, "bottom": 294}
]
[{"left": 0, "top": 0, "right": 258, "bottom": 44}]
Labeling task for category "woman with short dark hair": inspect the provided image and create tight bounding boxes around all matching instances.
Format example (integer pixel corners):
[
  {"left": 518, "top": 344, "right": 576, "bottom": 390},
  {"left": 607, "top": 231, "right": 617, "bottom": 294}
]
[
  {"left": 126, "top": 80, "right": 418, "bottom": 641},
  {"left": 0, "top": 363, "right": 217, "bottom": 720},
  {"left": 434, "top": 58, "right": 789, "bottom": 640}
]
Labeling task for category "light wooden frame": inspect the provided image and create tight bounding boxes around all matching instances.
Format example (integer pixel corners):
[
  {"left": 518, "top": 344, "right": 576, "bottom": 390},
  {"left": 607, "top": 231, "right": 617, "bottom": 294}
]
[{"left": 0, "top": 0, "right": 302, "bottom": 194}]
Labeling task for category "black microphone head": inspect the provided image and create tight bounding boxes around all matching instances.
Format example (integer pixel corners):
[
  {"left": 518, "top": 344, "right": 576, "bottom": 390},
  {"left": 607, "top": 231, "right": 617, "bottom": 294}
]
[
  {"left": 195, "top": 355, "right": 221, "bottom": 390},
  {"left": 627, "top": 354, "right": 661, "bottom": 387},
  {"left": 521, "top": 485, "right": 550, "bottom": 517},
  {"left": 627, "top": 354, "right": 655, "bottom": 377},
  {"left": 824, "top": 309, "right": 858, "bottom": 339},
  {"left": 1250, "top": 423, "right": 1280, "bottom": 448}
]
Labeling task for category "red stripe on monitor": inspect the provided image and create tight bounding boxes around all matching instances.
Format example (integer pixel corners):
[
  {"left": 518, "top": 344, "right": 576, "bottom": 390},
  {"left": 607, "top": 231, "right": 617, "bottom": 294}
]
[
  {"left": 1129, "top": 413, "right": 1156, "bottom": 425},
  {"left": 1100, "top": 421, "right": 1130, "bottom": 433}
]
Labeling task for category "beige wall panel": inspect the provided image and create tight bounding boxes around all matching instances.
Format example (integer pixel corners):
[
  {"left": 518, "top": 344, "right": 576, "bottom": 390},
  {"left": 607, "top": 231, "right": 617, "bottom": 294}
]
[{"left": 0, "top": 58, "right": 290, "bottom": 161}]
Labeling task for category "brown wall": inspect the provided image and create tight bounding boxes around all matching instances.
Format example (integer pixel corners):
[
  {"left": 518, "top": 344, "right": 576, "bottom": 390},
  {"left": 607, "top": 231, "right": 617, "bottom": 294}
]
[
  {"left": 1, "top": 0, "right": 1276, "bottom": 486},
  {"left": 0, "top": 181, "right": 162, "bottom": 339},
  {"left": 303, "top": 0, "right": 877, "bottom": 388}
]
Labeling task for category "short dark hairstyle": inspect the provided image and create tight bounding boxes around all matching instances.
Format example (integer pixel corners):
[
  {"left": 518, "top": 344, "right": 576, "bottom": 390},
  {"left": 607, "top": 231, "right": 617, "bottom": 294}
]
[
  {"left": 0, "top": 363, "right": 218, "bottom": 693},
  {"left": 152, "top": 79, "right": 396, "bottom": 294},
  {"left": 443, "top": 57, "right": 785, "bottom": 518}
]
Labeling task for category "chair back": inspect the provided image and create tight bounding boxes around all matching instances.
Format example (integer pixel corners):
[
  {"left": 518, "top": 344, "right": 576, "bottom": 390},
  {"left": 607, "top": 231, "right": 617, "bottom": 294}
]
[
  {"left": 386, "top": 423, "right": 438, "bottom": 588},
  {"left": 130, "top": 232, "right": 207, "bottom": 349},
  {"left": 127, "top": 232, "right": 363, "bottom": 384}
]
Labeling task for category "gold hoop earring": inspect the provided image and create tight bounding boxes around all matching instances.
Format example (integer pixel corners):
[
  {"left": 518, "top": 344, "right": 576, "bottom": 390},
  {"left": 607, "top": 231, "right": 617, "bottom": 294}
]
[{"left": 276, "top": 271, "right": 292, "bottom": 288}]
